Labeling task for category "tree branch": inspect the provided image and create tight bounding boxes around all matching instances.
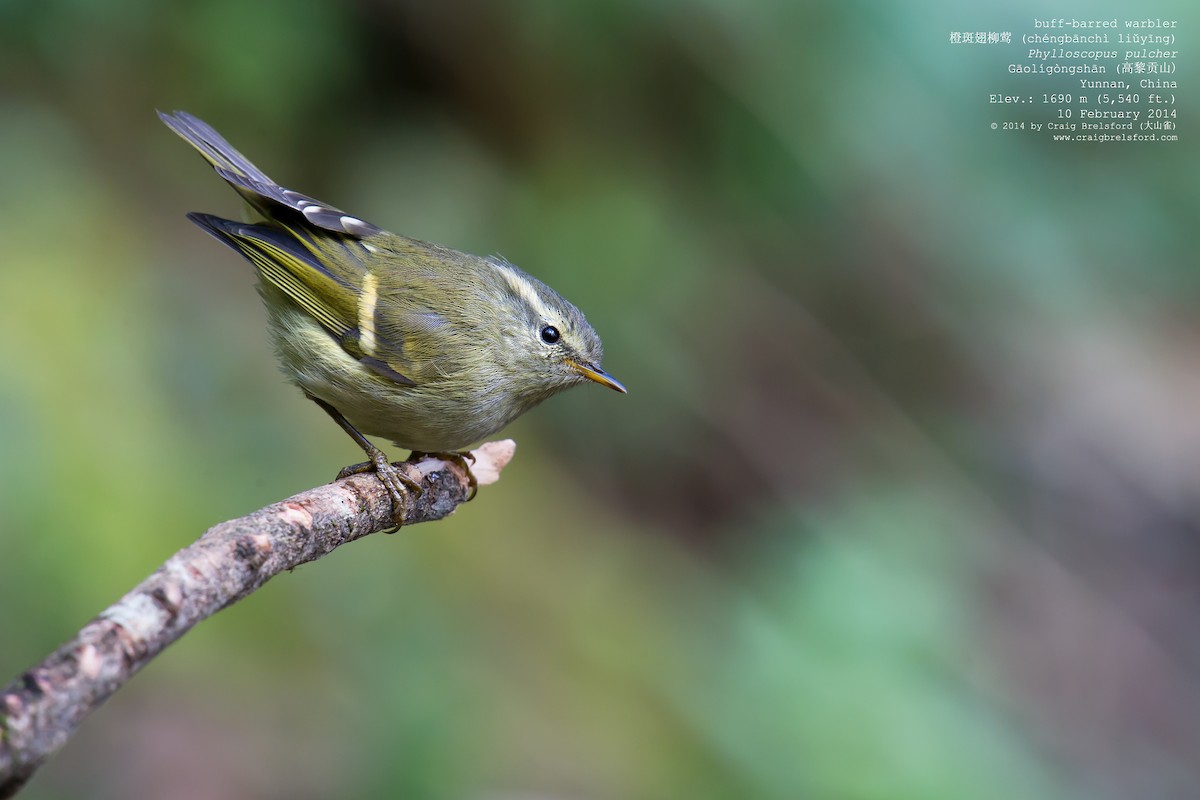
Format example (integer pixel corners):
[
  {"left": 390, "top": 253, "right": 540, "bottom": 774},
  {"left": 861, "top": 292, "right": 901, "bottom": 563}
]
[{"left": 0, "top": 441, "right": 515, "bottom": 798}]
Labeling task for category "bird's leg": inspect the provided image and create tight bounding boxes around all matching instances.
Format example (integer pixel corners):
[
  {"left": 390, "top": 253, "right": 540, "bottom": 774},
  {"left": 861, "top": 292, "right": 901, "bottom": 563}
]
[
  {"left": 306, "top": 394, "right": 421, "bottom": 528},
  {"left": 409, "top": 451, "right": 478, "bottom": 501}
]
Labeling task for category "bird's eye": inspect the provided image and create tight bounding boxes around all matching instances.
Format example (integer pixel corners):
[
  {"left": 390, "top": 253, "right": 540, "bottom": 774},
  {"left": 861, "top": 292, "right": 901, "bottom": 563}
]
[{"left": 540, "top": 325, "right": 560, "bottom": 344}]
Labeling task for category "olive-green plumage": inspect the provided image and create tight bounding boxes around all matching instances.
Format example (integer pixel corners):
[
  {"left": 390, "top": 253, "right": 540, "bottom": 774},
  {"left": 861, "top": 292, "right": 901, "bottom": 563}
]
[{"left": 160, "top": 110, "right": 624, "bottom": 516}]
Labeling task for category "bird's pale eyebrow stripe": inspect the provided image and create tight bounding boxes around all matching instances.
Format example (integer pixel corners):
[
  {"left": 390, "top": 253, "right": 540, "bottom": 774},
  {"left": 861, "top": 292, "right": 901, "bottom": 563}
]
[
  {"left": 487, "top": 258, "right": 552, "bottom": 322},
  {"left": 358, "top": 271, "right": 379, "bottom": 355}
]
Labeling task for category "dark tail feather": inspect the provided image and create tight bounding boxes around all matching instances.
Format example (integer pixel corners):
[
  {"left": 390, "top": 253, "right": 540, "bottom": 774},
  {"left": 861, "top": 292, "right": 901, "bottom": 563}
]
[
  {"left": 158, "top": 110, "right": 274, "bottom": 187},
  {"left": 161, "top": 110, "right": 382, "bottom": 239}
]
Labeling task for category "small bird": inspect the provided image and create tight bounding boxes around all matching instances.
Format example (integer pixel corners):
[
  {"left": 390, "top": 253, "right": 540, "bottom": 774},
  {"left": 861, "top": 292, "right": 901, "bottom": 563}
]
[{"left": 160, "top": 110, "right": 625, "bottom": 522}]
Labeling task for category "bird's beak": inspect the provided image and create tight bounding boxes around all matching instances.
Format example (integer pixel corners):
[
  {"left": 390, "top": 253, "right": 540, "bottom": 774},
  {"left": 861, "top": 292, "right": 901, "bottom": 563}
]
[{"left": 567, "top": 360, "right": 627, "bottom": 393}]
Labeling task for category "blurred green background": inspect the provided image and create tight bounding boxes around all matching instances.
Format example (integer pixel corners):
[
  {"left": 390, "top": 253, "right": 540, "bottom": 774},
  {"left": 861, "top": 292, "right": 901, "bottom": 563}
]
[{"left": 2, "top": 0, "right": 1197, "bottom": 797}]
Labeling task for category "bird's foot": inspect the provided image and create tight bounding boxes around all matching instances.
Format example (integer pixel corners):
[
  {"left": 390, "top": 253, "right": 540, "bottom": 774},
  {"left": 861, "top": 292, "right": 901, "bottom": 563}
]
[{"left": 337, "top": 454, "right": 423, "bottom": 531}]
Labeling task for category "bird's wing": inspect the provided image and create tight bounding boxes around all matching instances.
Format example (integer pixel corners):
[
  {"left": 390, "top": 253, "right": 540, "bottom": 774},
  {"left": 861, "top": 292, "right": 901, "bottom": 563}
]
[{"left": 186, "top": 213, "right": 418, "bottom": 387}]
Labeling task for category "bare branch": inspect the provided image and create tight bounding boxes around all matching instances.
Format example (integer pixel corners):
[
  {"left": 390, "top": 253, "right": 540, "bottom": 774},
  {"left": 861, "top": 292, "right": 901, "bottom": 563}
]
[{"left": 0, "top": 441, "right": 516, "bottom": 798}]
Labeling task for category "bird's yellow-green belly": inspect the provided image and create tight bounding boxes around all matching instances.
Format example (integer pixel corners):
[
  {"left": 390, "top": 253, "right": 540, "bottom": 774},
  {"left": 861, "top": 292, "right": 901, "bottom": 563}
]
[{"left": 266, "top": 303, "right": 520, "bottom": 452}]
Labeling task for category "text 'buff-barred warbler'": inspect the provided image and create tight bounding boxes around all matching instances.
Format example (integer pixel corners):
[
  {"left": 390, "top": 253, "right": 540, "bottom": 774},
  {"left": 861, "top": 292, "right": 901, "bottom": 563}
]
[{"left": 160, "top": 111, "right": 626, "bottom": 524}]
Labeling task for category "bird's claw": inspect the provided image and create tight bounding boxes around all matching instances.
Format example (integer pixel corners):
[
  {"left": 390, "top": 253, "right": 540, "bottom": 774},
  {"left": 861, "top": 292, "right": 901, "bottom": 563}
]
[{"left": 337, "top": 456, "right": 422, "bottom": 531}]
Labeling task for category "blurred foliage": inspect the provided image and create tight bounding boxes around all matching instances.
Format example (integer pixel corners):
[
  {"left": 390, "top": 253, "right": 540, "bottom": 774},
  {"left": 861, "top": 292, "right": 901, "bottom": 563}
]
[{"left": 2, "top": 0, "right": 1199, "bottom": 797}]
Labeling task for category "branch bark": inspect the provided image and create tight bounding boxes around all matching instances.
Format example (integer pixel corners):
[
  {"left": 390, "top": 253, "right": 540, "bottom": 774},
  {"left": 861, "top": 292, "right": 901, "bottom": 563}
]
[{"left": 0, "top": 441, "right": 515, "bottom": 798}]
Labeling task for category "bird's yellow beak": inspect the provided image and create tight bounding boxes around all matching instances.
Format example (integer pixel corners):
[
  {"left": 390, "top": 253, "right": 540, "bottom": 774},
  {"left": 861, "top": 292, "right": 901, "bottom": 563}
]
[{"left": 567, "top": 360, "right": 627, "bottom": 393}]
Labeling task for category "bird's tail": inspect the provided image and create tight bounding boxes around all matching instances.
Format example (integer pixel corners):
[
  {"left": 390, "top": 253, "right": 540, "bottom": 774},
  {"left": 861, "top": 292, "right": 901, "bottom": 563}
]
[
  {"left": 159, "top": 109, "right": 381, "bottom": 238},
  {"left": 158, "top": 109, "right": 275, "bottom": 188}
]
